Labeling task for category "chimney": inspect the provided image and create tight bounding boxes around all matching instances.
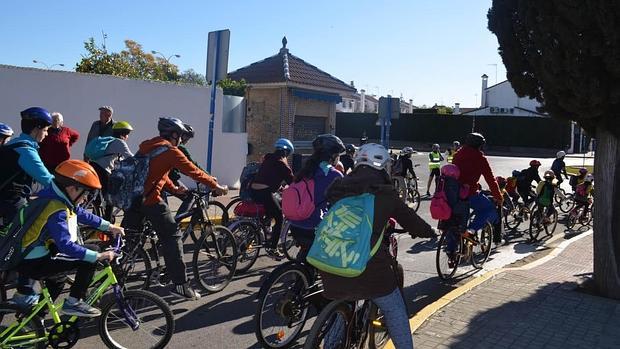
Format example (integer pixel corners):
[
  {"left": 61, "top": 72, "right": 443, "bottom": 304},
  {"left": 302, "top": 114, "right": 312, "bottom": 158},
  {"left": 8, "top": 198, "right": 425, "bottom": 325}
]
[
  {"left": 351, "top": 81, "right": 356, "bottom": 89},
  {"left": 481, "top": 74, "right": 488, "bottom": 107},
  {"left": 454, "top": 103, "right": 460, "bottom": 114},
  {"left": 360, "top": 89, "right": 366, "bottom": 113},
  {"left": 409, "top": 99, "right": 414, "bottom": 113}
]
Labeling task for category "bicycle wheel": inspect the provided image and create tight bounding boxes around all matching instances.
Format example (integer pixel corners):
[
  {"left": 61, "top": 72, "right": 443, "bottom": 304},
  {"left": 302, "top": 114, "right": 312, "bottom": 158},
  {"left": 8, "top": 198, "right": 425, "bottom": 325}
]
[
  {"left": 225, "top": 197, "right": 243, "bottom": 219},
  {"left": 255, "top": 263, "right": 313, "bottom": 349},
  {"left": 303, "top": 300, "right": 353, "bottom": 349},
  {"left": 0, "top": 304, "right": 46, "bottom": 349},
  {"left": 566, "top": 208, "right": 578, "bottom": 229},
  {"left": 206, "top": 200, "right": 229, "bottom": 226},
  {"left": 99, "top": 289, "right": 175, "bottom": 349},
  {"left": 229, "top": 220, "right": 262, "bottom": 273},
  {"left": 554, "top": 188, "right": 566, "bottom": 205},
  {"left": 407, "top": 188, "right": 421, "bottom": 212},
  {"left": 193, "top": 224, "right": 238, "bottom": 293},
  {"left": 503, "top": 204, "right": 521, "bottom": 231},
  {"left": 115, "top": 243, "right": 153, "bottom": 291},
  {"left": 529, "top": 206, "right": 544, "bottom": 241},
  {"left": 559, "top": 193, "right": 575, "bottom": 213},
  {"left": 435, "top": 230, "right": 460, "bottom": 280},
  {"left": 281, "top": 222, "right": 300, "bottom": 261},
  {"left": 471, "top": 223, "right": 493, "bottom": 269},
  {"left": 368, "top": 302, "right": 389, "bottom": 349},
  {"left": 544, "top": 209, "right": 558, "bottom": 236}
]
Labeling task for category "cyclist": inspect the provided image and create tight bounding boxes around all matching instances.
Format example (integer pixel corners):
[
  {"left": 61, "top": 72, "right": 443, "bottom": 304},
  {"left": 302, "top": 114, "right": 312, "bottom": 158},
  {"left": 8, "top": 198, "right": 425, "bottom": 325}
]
[
  {"left": 495, "top": 176, "right": 514, "bottom": 210},
  {"left": 250, "top": 138, "right": 294, "bottom": 259},
  {"left": 569, "top": 167, "right": 588, "bottom": 191},
  {"left": 426, "top": 143, "right": 444, "bottom": 196},
  {"left": 359, "top": 134, "right": 368, "bottom": 146},
  {"left": 535, "top": 170, "right": 564, "bottom": 224},
  {"left": 13, "top": 160, "right": 123, "bottom": 317},
  {"left": 573, "top": 174, "right": 594, "bottom": 213},
  {"left": 289, "top": 134, "right": 345, "bottom": 260},
  {"left": 452, "top": 132, "right": 503, "bottom": 244},
  {"left": 392, "top": 146, "right": 418, "bottom": 199},
  {"left": 551, "top": 151, "right": 569, "bottom": 185},
  {"left": 516, "top": 160, "right": 542, "bottom": 205},
  {"left": 505, "top": 171, "right": 521, "bottom": 206},
  {"left": 340, "top": 144, "right": 356, "bottom": 174},
  {"left": 321, "top": 143, "right": 435, "bottom": 349},
  {"left": 440, "top": 164, "right": 470, "bottom": 267},
  {"left": 446, "top": 140, "right": 460, "bottom": 163},
  {"left": 90, "top": 121, "right": 134, "bottom": 220},
  {"left": 0, "top": 122, "right": 14, "bottom": 145},
  {"left": 121, "top": 117, "right": 228, "bottom": 301}
]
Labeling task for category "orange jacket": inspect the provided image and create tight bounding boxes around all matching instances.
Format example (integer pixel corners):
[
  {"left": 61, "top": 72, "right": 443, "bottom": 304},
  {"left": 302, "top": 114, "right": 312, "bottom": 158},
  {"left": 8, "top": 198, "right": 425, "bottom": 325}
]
[{"left": 138, "top": 137, "right": 217, "bottom": 206}]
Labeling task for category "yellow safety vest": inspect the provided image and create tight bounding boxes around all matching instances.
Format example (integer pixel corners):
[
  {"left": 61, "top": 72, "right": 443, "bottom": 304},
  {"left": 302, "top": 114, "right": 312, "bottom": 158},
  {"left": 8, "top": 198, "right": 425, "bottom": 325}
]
[
  {"left": 429, "top": 152, "right": 442, "bottom": 170},
  {"left": 446, "top": 149, "right": 454, "bottom": 164}
]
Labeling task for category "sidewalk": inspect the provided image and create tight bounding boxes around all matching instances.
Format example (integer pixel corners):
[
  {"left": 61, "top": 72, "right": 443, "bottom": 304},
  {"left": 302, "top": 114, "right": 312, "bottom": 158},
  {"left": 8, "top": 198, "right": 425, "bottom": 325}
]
[{"left": 409, "top": 232, "right": 620, "bottom": 349}]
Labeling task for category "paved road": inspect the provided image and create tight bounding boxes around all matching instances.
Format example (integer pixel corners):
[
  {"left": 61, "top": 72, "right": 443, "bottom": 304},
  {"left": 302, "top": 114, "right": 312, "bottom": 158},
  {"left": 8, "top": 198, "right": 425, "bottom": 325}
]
[{"left": 75, "top": 153, "right": 591, "bottom": 349}]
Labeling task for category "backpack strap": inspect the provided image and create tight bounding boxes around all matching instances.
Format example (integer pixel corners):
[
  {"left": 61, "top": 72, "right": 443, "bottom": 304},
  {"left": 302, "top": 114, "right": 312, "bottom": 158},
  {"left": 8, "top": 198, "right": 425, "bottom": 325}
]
[{"left": 143, "top": 146, "right": 172, "bottom": 200}]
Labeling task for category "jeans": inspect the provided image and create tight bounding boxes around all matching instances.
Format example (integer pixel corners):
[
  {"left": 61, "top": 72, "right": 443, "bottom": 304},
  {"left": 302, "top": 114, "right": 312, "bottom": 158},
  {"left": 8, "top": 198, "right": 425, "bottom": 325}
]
[
  {"left": 122, "top": 200, "right": 187, "bottom": 285},
  {"left": 250, "top": 188, "right": 282, "bottom": 249},
  {"left": 469, "top": 192, "right": 498, "bottom": 231}
]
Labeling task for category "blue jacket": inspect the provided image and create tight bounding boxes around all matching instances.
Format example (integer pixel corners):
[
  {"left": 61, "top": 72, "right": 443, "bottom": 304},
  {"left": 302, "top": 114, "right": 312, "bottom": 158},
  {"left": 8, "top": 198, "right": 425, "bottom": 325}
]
[
  {"left": 24, "top": 184, "right": 110, "bottom": 263},
  {"left": 290, "top": 162, "right": 343, "bottom": 230},
  {"left": 7, "top": 133, "right": 54, "bottom": 187}
]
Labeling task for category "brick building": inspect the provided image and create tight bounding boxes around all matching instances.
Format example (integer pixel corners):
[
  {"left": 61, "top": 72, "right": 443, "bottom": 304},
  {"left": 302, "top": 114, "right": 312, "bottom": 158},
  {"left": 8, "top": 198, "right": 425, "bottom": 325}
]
[{"left": 228, "top": 37, "right": 356, "bottom": 161}]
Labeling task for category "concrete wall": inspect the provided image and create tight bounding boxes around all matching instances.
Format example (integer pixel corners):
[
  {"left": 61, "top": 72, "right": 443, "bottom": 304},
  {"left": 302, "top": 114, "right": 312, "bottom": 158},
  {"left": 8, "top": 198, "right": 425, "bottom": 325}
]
[{"left": 0, "top": 65, "right": 246, "bottom": 187}]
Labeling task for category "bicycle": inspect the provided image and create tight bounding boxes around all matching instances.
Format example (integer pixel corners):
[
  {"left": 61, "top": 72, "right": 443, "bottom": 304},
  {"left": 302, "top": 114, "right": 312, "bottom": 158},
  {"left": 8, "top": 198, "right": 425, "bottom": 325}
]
[
  {"left": 302, "top": 222, "right": 407, "bottom": 349},
  {"left": 557, "top": 192, "right": 575, "bottom": 213},
  {"left": 0, "top": 235, "right": 175, "bottom": 349},
  {"left": 392, "top": 171, "right": 421, "bottom": 213},
  {"left": 115, "top": 188, "right": 238, "bottom": 293},
  {"left": 502, "top": 195, "right": 536, "bottom": 231},
  {"left": 227, "top": 200, "right": 298, "bottom": 273},
  {"left": 528, "top": 203, "right": 558, "bottom": 241},
  {"left": 566, "top": 199, "right": 593, "bottom": 230},
  {"left": 436, "top": 217, "right": 493, "bottom": 280}
]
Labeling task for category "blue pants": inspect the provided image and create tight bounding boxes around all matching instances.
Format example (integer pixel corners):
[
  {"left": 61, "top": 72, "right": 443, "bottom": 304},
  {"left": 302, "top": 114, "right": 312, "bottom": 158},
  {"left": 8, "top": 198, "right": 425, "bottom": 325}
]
[{"left": 469, "top": 192, "right": 498, "bottom": 231}]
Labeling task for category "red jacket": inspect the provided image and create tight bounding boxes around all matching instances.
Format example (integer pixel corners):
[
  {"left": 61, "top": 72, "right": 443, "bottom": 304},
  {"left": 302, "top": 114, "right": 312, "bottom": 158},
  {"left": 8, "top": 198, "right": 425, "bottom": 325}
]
[
  {"left": 39, "top": 126, "right": 80, "bottom": 169},
  {"left": 452, "top": 145, "right": 502, "bottom": 202}
]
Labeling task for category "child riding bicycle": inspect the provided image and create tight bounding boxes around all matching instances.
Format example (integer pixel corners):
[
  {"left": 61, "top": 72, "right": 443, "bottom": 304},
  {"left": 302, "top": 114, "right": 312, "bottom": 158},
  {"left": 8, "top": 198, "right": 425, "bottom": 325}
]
[{"left": 535, "top": 170, "right": 564, "bottom": 224}]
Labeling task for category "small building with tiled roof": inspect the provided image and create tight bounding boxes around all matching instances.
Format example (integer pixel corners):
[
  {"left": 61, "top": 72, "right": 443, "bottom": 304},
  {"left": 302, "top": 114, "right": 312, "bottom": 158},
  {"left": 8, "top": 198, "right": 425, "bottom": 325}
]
[{"left": 228, "top": 37, "right": 356, "bottom": 160}]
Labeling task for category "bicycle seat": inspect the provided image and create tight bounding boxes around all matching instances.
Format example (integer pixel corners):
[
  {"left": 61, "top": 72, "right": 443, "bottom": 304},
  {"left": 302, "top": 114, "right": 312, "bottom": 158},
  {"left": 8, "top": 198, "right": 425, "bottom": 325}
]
[{"left": 234, "top": 201, "right": 266, "bottom": 217}]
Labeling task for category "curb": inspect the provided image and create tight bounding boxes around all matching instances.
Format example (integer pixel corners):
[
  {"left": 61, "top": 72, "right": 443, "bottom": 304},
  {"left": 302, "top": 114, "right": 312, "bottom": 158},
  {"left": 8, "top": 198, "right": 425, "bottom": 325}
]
[{"left": 384, "top": 229, "right": 593, "bottom": 349}]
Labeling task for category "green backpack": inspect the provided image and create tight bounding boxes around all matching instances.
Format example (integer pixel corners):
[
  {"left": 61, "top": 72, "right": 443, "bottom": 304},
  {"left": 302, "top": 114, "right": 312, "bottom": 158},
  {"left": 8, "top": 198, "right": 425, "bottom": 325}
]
[
  {"left": 306, "top": 193, "right": 383, "bottom": 278},
  {"left": 538, "top": 182, "right": 554, "bottom": 207}
]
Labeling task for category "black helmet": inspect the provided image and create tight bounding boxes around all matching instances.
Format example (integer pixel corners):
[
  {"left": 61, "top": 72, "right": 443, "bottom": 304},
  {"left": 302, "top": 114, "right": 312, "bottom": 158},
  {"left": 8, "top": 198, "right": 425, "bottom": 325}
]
[
  {"left": 345, "top": 144, "right": 357, "bottom": 154},
  {"left": 313, "top": 134, "right": 346, "bottom": 155},
  {"left": 183, "top": 124, "right": 195, "bottom": 139},
  {"left": 465, "top": 132, "right": 486, "bottom": 148},
  {"left": 158, "top": 117, "right": 186, "bottom": 135}
]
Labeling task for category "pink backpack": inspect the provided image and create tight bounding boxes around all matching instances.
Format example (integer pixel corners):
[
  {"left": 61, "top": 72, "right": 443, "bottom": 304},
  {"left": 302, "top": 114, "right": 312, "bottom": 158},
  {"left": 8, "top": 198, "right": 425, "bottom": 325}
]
[
  {"left": 430, "top": 178, "right": 452, "bottom": 220},
  {"left": 282, "top": 179, "right": 316, "bottom": 221}
]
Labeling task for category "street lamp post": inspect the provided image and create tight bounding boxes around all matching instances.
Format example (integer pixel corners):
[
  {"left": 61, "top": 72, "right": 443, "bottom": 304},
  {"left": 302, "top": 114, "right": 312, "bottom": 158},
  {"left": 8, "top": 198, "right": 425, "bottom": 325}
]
[
  {"left": 150, "top": 51, "right": 181, "bottom": 63},
  {"left": 32, "top": 60, "right": 65, "bottom": 69}
]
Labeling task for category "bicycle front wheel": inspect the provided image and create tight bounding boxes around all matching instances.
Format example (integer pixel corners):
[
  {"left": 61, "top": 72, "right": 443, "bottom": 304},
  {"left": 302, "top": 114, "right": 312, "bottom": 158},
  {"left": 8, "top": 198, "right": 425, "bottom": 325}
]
[
  {"left": 99, "top": 289, "right": 175, "bottom": 349},
  {"left": 471, "top": 223, "right": 493, "bottom": 269},
  {"left": 559, "top": 193, "right": 575, "bottom": 213},
  {"left": 303, "top": 300, "right": 353, "bottom": 349},
  {"left": 115, "top": 244, "right": 153, "bottom": 291},
  {"left": 367, "top": 302, "right": 390, "bottom": 349},
  {"left": 529, "top": 206, "right": 544, "bottom": 241},
  {"left": 193, "top": 224, "right": 238, "bottom": 293},
  {"left": 206, "top": 200, "right": 229, "bottom": 226},
  {"left": 407, "top": 188, "right": 421, "bottom": 212}
]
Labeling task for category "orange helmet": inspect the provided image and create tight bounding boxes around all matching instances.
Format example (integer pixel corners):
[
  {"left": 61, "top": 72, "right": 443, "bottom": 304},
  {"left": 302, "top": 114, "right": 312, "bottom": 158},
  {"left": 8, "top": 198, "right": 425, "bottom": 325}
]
[{"left": 55, "top": 159, "right": 102, "bottom": 190}]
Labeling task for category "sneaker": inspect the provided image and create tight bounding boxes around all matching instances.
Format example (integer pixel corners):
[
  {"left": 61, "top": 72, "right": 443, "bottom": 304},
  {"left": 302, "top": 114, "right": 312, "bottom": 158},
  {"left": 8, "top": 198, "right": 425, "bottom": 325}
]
[
  {"left": 425, "top": 191, "right": 431, "bottom": 197},
  {"left": 170, "top": 283, "right": 201, "bottom": 301},
  {"left": 447, "top": 254, "right": 457, "bottom": 268},
  {"left": 265, "top": 248, "right": 284, "bottom": 261},
  {"left": 61, "top": 298, "right": 101, "bottom": 318},
  {"left": 11, "top": 292, "right": 39, "bottom": 309}
]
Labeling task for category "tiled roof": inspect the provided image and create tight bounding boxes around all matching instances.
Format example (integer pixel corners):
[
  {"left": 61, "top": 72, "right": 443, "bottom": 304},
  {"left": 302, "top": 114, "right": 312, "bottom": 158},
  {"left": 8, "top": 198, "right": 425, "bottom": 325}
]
[{"left": 228, "top": 45, "right": 356, "bottom": 93}]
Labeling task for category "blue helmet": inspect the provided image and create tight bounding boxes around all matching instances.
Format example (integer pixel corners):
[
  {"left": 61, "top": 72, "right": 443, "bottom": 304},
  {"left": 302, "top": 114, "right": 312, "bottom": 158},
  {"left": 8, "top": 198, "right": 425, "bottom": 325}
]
[
  {"left": 0, "top": 123, "right": 14, "bottom": 137},
  {"left": 274, "top": 138, "right": 294, "bottom": 154},
  {"left": 20, "top": 107, "right": 52, "bottom": 125}
]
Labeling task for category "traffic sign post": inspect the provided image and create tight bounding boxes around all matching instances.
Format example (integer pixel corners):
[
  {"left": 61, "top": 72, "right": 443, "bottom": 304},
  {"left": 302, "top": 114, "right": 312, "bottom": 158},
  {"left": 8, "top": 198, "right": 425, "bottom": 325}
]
[
  {"left": 378, "top": 96, "right": 399, "bottom": 148},
  {"left": 206, "top": 29, "right": 230, "bottom": 173}
]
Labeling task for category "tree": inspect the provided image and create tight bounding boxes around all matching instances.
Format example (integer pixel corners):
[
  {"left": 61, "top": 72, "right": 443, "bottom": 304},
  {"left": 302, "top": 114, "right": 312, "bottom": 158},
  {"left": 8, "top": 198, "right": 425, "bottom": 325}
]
[
  {"left": 178, "top": 69, "right": 206, "bottom": 85},
  {"left": 488, "top": 0, "right": 620, "bottom": 299},
  {"left": 217, "top": 78, "right": 247, "bottom": 96}
]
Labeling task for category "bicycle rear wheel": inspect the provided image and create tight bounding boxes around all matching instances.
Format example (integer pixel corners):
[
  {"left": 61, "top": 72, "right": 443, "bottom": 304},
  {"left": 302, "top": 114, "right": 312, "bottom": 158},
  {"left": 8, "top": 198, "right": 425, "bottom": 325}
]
[
  {"left": 529, "top": 206, "right": 544, "bottom": 241},
  {"left": 436, "top": 230, "right": 461, "bottom": 280},
  {"left": 303, "top": 300, "right": 353, "bottom": 349},
  {"left": 225, "top": 197, "right": 243, "bottom": 219},
  {"left": 559, "top": 193, "right": 575, "bottom": 213},
  {"left": 566, "top": 208, "right": 578, "bottom": 229},
  {"left": 471, "top": 223, "right": 493, "bottom": 269},
  {"left": 0, "top": 303, "right": 46, "bottom": 349},
  {"left": 99, "top": 289, "right": 175, "bottom": 349},
  {"left": 367, "top": 302, "right": 390, "bottom": 349},
  {"left": 544, "top": 209, "right": 558, "bottom": 236},
  {"left": 229, "top": 220, "right": 262, "bottom": 273},
  {"left": 407, "top": 188, "right": 421, "bottom": 212},
  {"left": 281, "top": 222, "right": 300, "bottom": 261},
  {"left": 192, "top": 224, "right": 238, "bottom": 293},
  {"left": 206, "top": 200, "right": 229, "bottom": 226}
]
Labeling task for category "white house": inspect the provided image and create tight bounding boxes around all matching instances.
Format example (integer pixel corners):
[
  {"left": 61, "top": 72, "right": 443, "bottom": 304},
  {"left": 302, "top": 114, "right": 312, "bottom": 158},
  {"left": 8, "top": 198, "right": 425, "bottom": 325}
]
[
  {"left": 461, "top": 74, "right": 546, "bottom": 117},
  {"left": 336, "top": 88, "right": 379, "bottom": 113}
]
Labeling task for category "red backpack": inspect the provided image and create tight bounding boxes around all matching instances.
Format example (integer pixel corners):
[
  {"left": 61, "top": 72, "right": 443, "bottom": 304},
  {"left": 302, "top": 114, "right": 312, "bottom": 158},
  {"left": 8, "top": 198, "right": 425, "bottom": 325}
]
[
  {"left": 430, "top": 177, "right": 452, "bottom": 221},
  {"left": 282, "top": 179, "right": 316, "bottom": 221}
]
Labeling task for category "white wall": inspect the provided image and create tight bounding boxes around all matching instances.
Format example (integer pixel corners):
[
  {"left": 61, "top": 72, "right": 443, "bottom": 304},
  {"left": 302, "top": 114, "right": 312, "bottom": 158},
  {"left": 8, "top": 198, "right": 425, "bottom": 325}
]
[
  {"left": 485, "top": 81, "right": 541, "bottom": 112},
  {"left": 462, "top": 106, "right": 546, "bottom": 117},
  {"left": 0, "top": 65, "right": 247, "bottom": 187}
]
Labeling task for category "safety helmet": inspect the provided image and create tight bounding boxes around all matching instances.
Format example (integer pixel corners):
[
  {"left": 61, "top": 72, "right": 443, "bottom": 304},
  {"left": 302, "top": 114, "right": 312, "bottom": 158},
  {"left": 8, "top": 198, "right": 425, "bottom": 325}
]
[
  {"left": 556, "top": 150, "right": 566, "bottom": 159},
  {"left": 495, "top": 176, "right": 507, "bottom": 187},
  {"left": 345, "top": 144, "right": 357, "bottom": 154},
  {"left": 529, "top": 160, "right": 542, "bottom": 167},
  {"left": 274, "top": 138, "right": 294, "bottom": 155},
  {"left": 441, "top": 164, "right": 460, "bottom": 179},
  {"left": 453, "top": 141, "right": 461, "bottom": 148},
  {"left": 182, "top": 124, "right": 195, "bottom": 139},
  {"left": 158, "top": 117, "right": 186, "bottom": 135},
  {"left": 312, "top": 134, "right": 345, "bottom": 155},
  {"left": 360, "top": 135, "right": 368, "bottom": 145},
  {"left": 20, "top": 107, "right": 52, "bottom": 125},
  {"left": 543, "top": 170, "right": 555, "bottom": 179},
  {"left": 465, "top": 132, "right": 486, "bottom": 148},
  {"left": 512, "top": 170, "right": 521, "bottom": 178},
  {"left": 0, "top": 123, "right": 14, "bottom": 137},
  {"left": 584, "top": 174, "right": 594, "bottom": 182},
  {"left": 354, "top": 143, "right": 390, "bottom": 171},
  {"left": 432, "top": 143, "right": 440, "bottom": 151},
  {"left": 401, "top": 146, "right": 414, "bottom": 155},
  {"left": 55, "top": 159, "right": 102, "bottom": 190},
  {"left": 112, "top": 121, "right": 133, "bottom": 131},
  {"left": 579, "top": 167, "right": 588, "bottom": 175}
]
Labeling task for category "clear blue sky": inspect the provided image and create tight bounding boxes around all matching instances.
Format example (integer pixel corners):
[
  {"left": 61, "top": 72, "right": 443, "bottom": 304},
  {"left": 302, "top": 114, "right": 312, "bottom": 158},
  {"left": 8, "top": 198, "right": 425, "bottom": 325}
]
[{"left": 0, "top": 0, "right": 506, "bottom": 108}]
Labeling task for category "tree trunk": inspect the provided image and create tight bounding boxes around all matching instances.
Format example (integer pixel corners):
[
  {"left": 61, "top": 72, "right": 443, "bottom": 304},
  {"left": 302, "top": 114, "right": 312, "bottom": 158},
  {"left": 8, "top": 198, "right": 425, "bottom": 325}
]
[{"left": 593, "top": 126, "right": 620, "bottom": 299}]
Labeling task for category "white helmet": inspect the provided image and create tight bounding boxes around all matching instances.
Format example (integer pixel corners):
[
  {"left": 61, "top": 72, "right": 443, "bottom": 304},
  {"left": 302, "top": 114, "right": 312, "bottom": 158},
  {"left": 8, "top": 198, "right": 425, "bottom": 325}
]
[
  {"left": 354, "top": 143, "right": 390, "bottom": 171},
  {"left": 556, "top": 150, "right": 566, "bottom": 159},
  {"left": 401, "top": 146, "right": 414, "bottom": 155},
  {"left": 584, "top": 174, "right": 594, "bottom": 182}
]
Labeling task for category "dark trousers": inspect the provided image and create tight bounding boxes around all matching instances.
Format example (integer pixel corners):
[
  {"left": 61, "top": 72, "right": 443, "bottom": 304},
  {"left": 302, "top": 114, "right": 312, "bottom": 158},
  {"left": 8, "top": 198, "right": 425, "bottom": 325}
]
[
  {"left": 250, "top": 188, "right": 282, "bottom": 249},
  {"left": 290, "top": 226, "right": 315, "bottom": 262},
  {"left": 0, "top": 196, "right": 35, "bottom": 294},
  {"left": 90, "top": 162, "right": 113, "bottom": 221},
  {"left": 17, "top": 244, "right": 100, "bottom": 300},
  {"left": 121, "top": 200, "right": 187, "bottom": 285}
]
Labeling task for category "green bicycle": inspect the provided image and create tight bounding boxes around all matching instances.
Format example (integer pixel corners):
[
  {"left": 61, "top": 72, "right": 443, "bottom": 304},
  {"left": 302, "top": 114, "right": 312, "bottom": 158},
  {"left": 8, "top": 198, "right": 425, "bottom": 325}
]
[{"left": 0, "top": 235, "right": 175, "bottom": 349}]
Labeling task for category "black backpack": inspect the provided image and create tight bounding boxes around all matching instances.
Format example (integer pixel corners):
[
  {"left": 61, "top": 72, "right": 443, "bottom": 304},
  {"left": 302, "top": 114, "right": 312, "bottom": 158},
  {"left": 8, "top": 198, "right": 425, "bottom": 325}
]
[
  {"left": 0, "top": 142, "right": 30, "bottom": 195},
  {"left": 0, "top": 198, "right": 64, "bottom": 271}
]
